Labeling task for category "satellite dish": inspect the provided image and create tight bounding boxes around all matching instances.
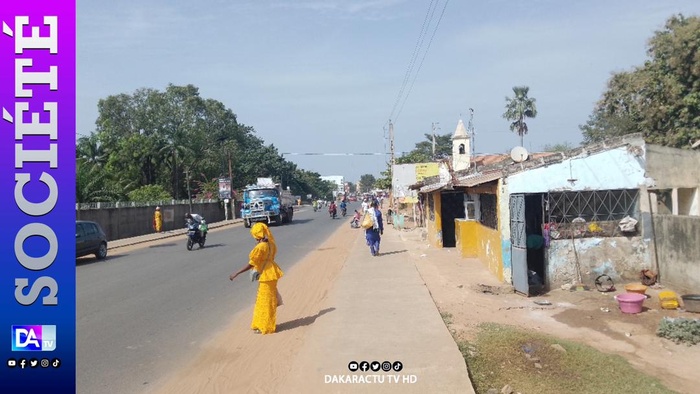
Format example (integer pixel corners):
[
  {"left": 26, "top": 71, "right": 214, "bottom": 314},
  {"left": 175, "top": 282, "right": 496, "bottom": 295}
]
[{"left": 510, "top": 146, "right": 529, "bottom": 163}]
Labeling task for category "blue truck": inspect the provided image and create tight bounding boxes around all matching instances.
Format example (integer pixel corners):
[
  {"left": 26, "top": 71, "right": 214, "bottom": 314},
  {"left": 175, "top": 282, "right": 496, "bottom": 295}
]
[{"left": 241, "top": 178, "right": 295, "bottom": 228}]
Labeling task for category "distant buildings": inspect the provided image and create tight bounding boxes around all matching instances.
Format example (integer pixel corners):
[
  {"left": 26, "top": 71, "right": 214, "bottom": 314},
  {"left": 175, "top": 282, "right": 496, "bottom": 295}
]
[{"left": 321, "top": 175, "right": 345, "bottom": 197}]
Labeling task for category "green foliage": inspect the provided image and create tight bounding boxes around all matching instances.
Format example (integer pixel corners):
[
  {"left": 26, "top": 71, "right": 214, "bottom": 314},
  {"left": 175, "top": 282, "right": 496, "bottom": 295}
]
[
  {"left": 359, "top": 174, "right": 377, "bottom": 192},
  {"left": 397, "top": 133, "right": 453, "bottom": 163},
  {"left": 76, "top": 162, "right": 122, "bottom": 203},
  {"left": 657, "top": 317, "right": 700, "bottom": 346},
  {"left": 127, "top": 184, "right": 172, "bottom": 202},
  {"left": 503, "top": 86, "right": 538, "bottom": 146},
  {"left": 80, "top": 84, "right": 332, "bottom": 204},
  {"left": 581, "top": 14, "right": 700, "bottom": 148}
]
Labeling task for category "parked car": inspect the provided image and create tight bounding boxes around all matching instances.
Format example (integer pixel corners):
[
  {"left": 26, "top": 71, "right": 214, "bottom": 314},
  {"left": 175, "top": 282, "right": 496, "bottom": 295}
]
[{"left": 76, "top": 220, "right": 108, "bottom": 259}]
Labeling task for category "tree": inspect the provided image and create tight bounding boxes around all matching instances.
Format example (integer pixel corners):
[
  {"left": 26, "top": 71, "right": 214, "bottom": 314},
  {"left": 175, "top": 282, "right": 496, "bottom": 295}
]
[
  {"left": 503, "top": 86, "right": 538, "bottom": 146},
  {"left": 359, "top": 174, "right": 377, "bottom": 193},
  {"left": 397, "top": 132, "right": 453, "bottom": 164},
  {"left": 127, "top": 184, "right": 172, "bottom": 202},
  {"left": 581, "top": 14, "right": 700, "bottom": 148}
]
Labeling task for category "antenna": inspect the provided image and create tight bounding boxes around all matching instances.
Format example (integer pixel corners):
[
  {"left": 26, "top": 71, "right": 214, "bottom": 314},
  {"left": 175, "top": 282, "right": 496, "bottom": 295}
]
[
  {"left": 510, "top": 146, "right": 529, "bottom": 163},
  {"left": 467, "top": 108, "right": 475, "bottom": 158}
]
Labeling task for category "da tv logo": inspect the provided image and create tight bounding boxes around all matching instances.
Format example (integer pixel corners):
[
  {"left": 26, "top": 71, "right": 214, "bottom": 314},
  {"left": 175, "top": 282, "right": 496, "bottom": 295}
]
[{"left": 11, "top": 325, "right": 57, "bottom": 351}]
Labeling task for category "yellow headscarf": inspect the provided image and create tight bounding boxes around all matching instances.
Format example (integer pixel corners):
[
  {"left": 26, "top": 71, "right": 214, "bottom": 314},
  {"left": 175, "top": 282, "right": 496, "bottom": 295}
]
[{"left": 250, "top": 222, "right": 277, "bottom": 257}]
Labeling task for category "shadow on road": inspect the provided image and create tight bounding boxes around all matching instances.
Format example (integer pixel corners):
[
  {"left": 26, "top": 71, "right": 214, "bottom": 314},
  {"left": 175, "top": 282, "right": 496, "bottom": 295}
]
[
  {"left": 277, "top": 307, "right": 336, "bottom": 332},
  {"left": 285, "top": 219, "right": 313, "bottom": 225},
  {"left": 149, "top": 243, "right": 178, "bottom": 248},
  {"left": 77, "top": 253, "right": 130, "bottom": 266},
  {"left": 377, "top": 249, "right": 408, "bottom": 257}
]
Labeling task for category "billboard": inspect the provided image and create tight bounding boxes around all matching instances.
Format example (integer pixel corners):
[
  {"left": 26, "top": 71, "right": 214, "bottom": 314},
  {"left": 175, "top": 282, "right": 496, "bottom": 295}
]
[
  {"left": 218, "top": 177, "right": 231, "bottom": 199},
  {"left": 392, "top": 163, "right": 439, "bottom": 203}
]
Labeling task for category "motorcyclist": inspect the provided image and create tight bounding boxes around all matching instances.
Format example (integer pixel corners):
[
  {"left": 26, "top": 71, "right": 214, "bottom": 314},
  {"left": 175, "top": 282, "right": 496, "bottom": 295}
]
[
  {"left": 185, "top": 213, "right": 207, "bottom": 237},
  {"left": 351, "top": 209, "right": 361, "bottom": 228},
  {"left": 339, "top": 200, "right": 347, "bottom": 216},
  {"left": 312, "top": 200, "right": 318, "bottom": 212},
  {"left": 328, "top": 201, "right": 337, "bottom": 218}
]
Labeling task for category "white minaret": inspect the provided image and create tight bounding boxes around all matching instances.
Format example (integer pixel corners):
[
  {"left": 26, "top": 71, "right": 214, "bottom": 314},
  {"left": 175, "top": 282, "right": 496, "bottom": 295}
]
[{"left": 452, "top": 119, "right": 471, "bottom": 172}]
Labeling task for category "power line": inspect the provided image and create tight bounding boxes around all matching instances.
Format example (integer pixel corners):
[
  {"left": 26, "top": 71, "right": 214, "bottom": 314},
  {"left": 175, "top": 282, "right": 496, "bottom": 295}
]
[
  {"left": 388, "top": 0, "right": 438, "bottom": 122},
  {"left": 394, "top": 0, "right": 450, "bottom": 123}
]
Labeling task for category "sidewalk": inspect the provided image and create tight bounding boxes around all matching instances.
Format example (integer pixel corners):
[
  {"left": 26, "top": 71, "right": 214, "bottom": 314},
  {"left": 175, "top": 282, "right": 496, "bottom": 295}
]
[
  {"left": 107, "top": 218, "right": 243, "bottom": 249},
  {"left": 280, "top": 226, "right": 475, "bottom": 393}
]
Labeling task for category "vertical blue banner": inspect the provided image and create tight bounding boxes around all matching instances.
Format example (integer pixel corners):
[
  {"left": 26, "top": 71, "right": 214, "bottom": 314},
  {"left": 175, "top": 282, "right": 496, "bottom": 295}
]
[{"left": 0, "top": 1, "right": 76, "bottom": 392}]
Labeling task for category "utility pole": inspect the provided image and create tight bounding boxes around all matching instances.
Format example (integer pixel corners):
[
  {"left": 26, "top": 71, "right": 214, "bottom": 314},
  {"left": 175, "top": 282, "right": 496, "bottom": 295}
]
[
  {"left": 468, "top": 108, "right": 475, "bottom": 158},
  {"left": 389, "top": 120, "right": 395, "bottom": 212},
  {"left": 228, "top": 149, "right": 234, "bottom": 220},
  {"left": 431, "top": 122, "right": 440, "bottom": 159},
  {"left": 185, "top": 167, "right": 192, "bottom": 213}
]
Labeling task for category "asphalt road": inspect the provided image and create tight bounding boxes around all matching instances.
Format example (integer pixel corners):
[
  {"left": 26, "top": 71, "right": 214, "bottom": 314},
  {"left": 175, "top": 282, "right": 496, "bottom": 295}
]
[{"left": 77, "top": 204, "right": 359, "bottom": 394}]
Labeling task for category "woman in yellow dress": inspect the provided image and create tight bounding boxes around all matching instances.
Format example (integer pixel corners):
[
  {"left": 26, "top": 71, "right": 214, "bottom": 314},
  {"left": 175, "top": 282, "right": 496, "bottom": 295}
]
[
  {"left": 153, "top": 207, "right": 163, "bottom": 233},
  {"left": 229, "top": 222, "right": 284, "bottom": 334}
]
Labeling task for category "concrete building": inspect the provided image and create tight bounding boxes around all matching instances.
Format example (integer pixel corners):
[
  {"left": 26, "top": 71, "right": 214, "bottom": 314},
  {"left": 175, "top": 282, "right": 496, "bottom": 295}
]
[
  {"left": 413, "top": 133, "right": 700, "bottom": 296},
  {"left": 321, "top": 175, "right": 345, "bottom": 198}
]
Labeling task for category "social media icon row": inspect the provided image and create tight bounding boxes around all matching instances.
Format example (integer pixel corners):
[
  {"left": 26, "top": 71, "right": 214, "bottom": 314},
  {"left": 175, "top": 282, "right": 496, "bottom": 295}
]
[
  {"left": 348, "top": 360, "right": 402, "bottom": 372},
  {"left": 7, "top": 358, "right": 60, "bottom": 369}
]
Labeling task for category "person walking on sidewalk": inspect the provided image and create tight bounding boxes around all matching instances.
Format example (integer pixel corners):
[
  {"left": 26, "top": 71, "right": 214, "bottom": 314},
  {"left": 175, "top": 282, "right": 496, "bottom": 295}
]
[
  {"left": 365, "top": 201, "right": 384, "bottom": 256},
  {"left": 153, "top": 206, "right": 163, "bottom": 233},
  {"left": 229, "top": 222, "right": 284, "bottom": 334}
]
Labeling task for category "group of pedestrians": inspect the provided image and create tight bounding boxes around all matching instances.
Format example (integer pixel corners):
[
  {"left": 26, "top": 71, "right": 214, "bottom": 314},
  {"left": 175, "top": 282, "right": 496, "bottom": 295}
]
[{"left": 148, "top": 195, "right": 388, "bottom": 337}]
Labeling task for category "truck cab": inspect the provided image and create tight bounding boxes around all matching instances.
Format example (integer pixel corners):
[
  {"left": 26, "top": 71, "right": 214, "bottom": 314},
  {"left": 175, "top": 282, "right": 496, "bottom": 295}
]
[{"left": 240, "top": 178, "right": 294, "bottom": 228}]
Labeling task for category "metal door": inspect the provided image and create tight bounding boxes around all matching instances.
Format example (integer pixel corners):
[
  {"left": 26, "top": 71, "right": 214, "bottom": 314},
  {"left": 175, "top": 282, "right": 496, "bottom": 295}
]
[{"left": 510, "top": 194, "right": 529, "bottom": 296}]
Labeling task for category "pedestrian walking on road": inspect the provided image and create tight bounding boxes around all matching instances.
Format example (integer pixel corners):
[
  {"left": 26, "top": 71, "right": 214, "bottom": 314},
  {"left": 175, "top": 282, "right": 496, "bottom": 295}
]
[
  {"left": 365, "top": 201, "right": 384, "bottom": 256},
  {"left": 153, "top": 207, "right": 163, "bottom": 233},
  {"left": 229, "top": 222, "right": 284, "bottom": 334}
]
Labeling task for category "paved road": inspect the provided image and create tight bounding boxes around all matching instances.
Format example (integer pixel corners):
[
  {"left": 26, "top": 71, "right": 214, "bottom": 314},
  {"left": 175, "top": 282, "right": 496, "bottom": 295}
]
[{"left": 77, "top": 204, "right": 358, "bottom": 394}]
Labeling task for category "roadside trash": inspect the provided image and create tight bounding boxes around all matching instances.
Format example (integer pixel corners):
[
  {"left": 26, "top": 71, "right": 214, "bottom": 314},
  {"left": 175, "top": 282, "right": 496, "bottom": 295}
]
[
  {"left": 533, "top": 300, "right": 552, "bottom": 306},
  {"left": 618, "top": 216, "right": 638, "bottom": 232},
  {"left": 625, "top": 332, "right": 632, "bottom": 337},
  {"left": 640, "top": 269, "right": 658, "bottom": 286},
  {"left": 561, "top": 283, "right": 573, "bottom": 291},
  {"left": 594, "top": 274, "right": 615, "bottom": 292},
  {"left": 420, "top": 254, "right": 427, "bottom": 258},
  {"left": 600, "top": 307, "right": 610, "bottom": 313}
]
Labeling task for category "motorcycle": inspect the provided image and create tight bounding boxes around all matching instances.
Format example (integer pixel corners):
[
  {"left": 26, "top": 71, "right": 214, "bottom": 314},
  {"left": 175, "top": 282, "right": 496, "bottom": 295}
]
[
  {"left": 329, "top": 208, "right": 337, "bottom": 219},
  {"left": 313, "top": 205, "right": 318, "bottom": 212},
  {"left": 350, "top": 217, "right": 360, "bottom": 228},
  {"left": 186, "top": 220, "right": 206, "bottom": 250},
  {"left": 341, "top": 207, "right": 347, "bottom": 217}
]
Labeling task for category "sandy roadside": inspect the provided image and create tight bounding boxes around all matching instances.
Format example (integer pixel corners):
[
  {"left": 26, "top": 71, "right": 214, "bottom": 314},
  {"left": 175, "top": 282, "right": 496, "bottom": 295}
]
[{"left": 147, "top": 221, "right": 356, "bottom": 394}]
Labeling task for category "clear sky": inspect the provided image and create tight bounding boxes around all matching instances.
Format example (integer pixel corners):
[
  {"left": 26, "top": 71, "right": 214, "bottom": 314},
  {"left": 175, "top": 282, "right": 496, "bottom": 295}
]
[{"left": 77, "top": 0, "right": 700, "bottom": 183}]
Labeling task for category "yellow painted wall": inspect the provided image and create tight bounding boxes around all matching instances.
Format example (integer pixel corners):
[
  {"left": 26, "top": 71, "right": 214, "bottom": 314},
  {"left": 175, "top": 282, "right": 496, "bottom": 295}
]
[
  {"left": 455, "top": 220, "right": 478, "bottom": 257},
  {"left": 456, "top": 220, "right": 503, "bottom": 280},
  {"left": 427, "top": 192, "right": 443, "bottom": 248}
]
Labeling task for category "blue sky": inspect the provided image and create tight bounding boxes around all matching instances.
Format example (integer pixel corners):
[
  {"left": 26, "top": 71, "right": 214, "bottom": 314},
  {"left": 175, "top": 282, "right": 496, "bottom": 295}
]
[{"left": 77, "top": 0, "right": 700, "bottom": 182}]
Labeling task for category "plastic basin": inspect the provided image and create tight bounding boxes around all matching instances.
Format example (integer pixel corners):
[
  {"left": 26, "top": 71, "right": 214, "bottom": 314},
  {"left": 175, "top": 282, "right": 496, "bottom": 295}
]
[
  {"left": 615, "top": 293, "right": 646, "bottom": 314},
  {"left": 681, "top": 294, "right": 700, "bottom": 313},
  {"left": 624, "top": 283, "right": 647, "bottom": 295}
]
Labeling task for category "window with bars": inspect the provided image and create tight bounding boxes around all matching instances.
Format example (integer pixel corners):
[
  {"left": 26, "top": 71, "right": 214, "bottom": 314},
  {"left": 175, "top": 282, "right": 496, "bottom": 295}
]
[
  {"left": 547, "top": 189, "right": 639, "bottom": 224},
  {"left": 480, "top": 194, "right": 498, "bottom": 229}
]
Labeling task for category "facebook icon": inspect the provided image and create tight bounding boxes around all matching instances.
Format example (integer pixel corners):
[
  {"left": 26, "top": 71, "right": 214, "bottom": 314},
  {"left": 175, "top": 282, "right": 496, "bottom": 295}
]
[{"left": 11, "top": 325, "right": 57, "bottom": 351}]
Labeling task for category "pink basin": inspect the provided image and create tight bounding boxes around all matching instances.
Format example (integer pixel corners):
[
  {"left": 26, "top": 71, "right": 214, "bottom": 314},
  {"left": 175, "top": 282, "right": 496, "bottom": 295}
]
[{"left": 615, "top": 293, "right": 646, "bottom": 314}]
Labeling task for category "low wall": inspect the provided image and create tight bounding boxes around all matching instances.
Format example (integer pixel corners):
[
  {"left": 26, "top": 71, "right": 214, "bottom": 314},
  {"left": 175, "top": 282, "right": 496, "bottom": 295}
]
[
  {"left": 456, "top": 220, "right": 504, "bottom": 281},
  {"left": 653, "top": 215, "right": 700, "bottom": 294},
  {"left": 76, "top": 202, "right": 225, "bottom": 241},
  {"left": 546, "top": 236, "right": 651, "bottom": 287}
]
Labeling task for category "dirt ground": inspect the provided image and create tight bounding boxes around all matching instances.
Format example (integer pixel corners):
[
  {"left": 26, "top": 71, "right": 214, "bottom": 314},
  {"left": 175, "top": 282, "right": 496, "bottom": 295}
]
[
  {"left": 401, "top": 227, "right": 700, "bottom": 394},
  {"left": 144, "top": 222, "right": 700, "bottom": 394}
]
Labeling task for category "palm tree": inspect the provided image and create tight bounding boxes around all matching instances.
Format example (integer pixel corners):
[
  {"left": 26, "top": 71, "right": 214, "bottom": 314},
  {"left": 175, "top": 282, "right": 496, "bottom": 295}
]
[{"left": 503, "top": 86, "right": 538, "bottom": 147}]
